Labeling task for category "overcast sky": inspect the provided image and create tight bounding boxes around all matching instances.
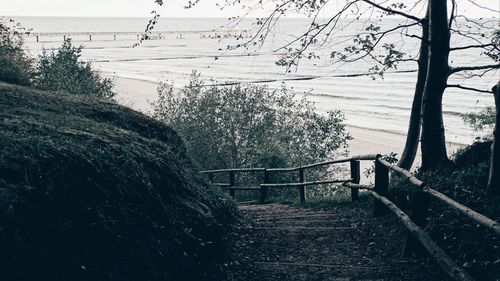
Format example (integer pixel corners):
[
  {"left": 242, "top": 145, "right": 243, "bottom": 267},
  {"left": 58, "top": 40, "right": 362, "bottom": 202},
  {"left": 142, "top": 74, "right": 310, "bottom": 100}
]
[{"left": 0, "top": 0, "right": 498, "bottom": 18}]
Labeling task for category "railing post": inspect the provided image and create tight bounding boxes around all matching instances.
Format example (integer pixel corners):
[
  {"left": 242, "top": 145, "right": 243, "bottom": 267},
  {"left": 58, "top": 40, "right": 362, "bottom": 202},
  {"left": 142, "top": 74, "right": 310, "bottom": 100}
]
[
  {"left": 373, "top": 158, "right": 389, "bottom": 217},
  {"left": 208, "top": 173, "right": 214, "bottom": 184},
  {"left": 229, "top": 171, "right": 235, "bottom": 198},
  {"left": 403, "top": 186, "right": 430, "bottom": 257},
  {"left": 260, "top": 169, "right": 269, "bottom": 204},
  {"left": 350, "top": 160, "right": 360, "bottom": 202},
  {"left": 299, "top": 168, "right": 306, "bottom": 204}
]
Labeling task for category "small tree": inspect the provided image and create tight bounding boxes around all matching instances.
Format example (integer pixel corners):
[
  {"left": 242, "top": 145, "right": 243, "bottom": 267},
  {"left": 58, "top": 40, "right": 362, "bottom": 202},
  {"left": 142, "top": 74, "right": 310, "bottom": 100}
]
[
  {"left": 150, "top": 0, "right": 499, "bottom": 171},
  {"left": 37, "top": 39, "right": 115, "bottom": 99},
  {"left": 0, "top": 18, "right": 34, "bottom": 86},
  {"left": 152, "top": 72, "right": 351, "bottom": 171}
]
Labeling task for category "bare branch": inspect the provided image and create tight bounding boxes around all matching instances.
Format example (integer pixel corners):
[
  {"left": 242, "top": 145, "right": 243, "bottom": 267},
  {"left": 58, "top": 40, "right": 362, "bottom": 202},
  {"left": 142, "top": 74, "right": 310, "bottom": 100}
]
[
  {"left": 454, "top": 68, "right": 498, "bottom": 79},
  {"left": 447, "top": 84, "right": 494, "bottom": 94},
  {"left": 466, "top": 0, "right": 500, "bottom": 13},
  {"left": 450, "top": 63, "right": 500, "bottom": 74},
  {"left": 340, "top": 22, "right": 420, "bottom": 63},
  {"left": 450, "top": 43, "right": 495, "bottom": 51},
  {"left": 449, "top": 0, "right": 457, "bottom": 29},
  {"left": 404, "top": 33, "right": 423, "bottom": 40},
  {"left": 360, "top": 0, "right": 421, "bottom": 22}
]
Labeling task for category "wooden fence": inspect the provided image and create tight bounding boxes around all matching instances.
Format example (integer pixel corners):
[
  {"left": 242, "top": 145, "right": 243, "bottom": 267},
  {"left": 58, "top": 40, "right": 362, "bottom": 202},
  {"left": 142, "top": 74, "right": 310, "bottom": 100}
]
[{"left": 200, "top": 154, "right": 500, "bottom": 281}]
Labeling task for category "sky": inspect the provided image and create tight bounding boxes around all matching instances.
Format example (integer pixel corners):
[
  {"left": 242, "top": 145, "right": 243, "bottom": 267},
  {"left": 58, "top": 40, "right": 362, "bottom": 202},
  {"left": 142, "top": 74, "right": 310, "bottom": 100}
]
[{"left": 0, "top": 0, "right": 498, "bottom": 18}]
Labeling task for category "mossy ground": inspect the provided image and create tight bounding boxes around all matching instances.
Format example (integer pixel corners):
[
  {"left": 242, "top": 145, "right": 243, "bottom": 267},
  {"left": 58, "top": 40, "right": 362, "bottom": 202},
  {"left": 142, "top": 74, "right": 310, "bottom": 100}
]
[{"left": 0, "top": 82, "right": 238, "bottom": 281}]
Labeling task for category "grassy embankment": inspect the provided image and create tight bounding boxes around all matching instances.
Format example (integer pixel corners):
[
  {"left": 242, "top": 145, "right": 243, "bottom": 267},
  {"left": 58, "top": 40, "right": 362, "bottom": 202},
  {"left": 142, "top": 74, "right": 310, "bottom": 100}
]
[{"left": 0, "top": 82, "right": 238, "bottom": 281}]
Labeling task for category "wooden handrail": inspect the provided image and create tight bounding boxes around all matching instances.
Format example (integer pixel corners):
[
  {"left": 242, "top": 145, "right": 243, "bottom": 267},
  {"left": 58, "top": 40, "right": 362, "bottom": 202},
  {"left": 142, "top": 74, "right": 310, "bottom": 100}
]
[
  {"left": 376, "top": 157, "right": 426, "bottom": 187},
  {"left": 202, "top": 153, "right": 500, "bottom": 281},
  {"left": 425, "top": 188, "right": 500, "bottom": 236},
  {"left": 343, "top": 182, "right": 374, "bottom": 190},
  {"left": 202, "top": 157, "right": 500, "bottom": 237},
  {"left": 227, "top": 186, "right": 261, "bottom": 191},
  {"left": 199, "top": 167, "right": 266, "bottom": 174},
  {"left": 369, "top": 190, "right": 474, "bottom": 281},
  {"left": 200, "top": 154, "right": 379, "bottom": 174},
  {"left": 376, "top": 157, "right": 500, "bottom": 237},
  {"left": 260, "top": 178, "right": 352, "bottom": 189},
  {"left": 299, "top": 154, "right": 379, "bottom": 170},
  {"left": 266, "top": 167, "right": 300, "bottom": 172}
]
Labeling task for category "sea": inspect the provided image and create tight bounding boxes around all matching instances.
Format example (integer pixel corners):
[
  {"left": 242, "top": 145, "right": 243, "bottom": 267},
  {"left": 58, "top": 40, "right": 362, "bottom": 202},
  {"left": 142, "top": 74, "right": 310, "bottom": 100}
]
[{"left": 12, "top": 16, "right": 499, "bottom": 147}]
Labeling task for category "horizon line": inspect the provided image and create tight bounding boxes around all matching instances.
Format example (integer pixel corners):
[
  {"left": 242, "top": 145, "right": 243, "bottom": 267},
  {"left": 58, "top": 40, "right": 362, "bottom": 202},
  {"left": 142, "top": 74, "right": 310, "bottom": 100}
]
[{"left": 3, "top": 14, "right": 498, "bottom": 19}]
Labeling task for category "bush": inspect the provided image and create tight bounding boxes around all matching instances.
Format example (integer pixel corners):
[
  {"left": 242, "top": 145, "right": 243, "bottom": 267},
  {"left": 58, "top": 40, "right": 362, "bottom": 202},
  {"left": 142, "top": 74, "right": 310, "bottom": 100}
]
[
  {"left": 152, "top": 72, "right": 351, "bottom": 174},
  {"left": 0, "top": 18, "right": 34, "bottom": 85},
  {"left": 463, "top": 106, "right": 496, "bottom": 132},
  {"left": 37, "top": 39, "right": 115, "bottom": 99},
  {"left": 1, "top": 18, "right": 115, "bottom": 100}
]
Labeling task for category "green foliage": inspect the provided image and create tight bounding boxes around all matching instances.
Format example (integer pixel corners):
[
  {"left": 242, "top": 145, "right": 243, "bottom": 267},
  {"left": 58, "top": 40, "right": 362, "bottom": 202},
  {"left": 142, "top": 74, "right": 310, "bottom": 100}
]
[
  {"left": 37, "top": 39, "right": 115, "bottom": 99},
  {"left": 364, "top": 152, "right": 398, "bottom": 178},
  {"left": 153, "top": 72, "right": 350, "bottom": 172},
  {"left": 463, "top": 106, "right": 496, "bottom": 132},
  {"left": 0, "top": 18, "right": 34, "bottom": 85},
  {"left": 1, "top": 18, "right": 115, "bottom": 100},
  {"left": 331, "top": 26, "right": 408, "bottom": 79}
]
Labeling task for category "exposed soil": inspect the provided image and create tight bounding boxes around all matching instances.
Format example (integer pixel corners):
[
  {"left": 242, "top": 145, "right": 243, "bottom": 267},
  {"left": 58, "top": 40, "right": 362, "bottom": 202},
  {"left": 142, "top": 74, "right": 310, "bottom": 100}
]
[{"left": 222, "top": 200, "right": 450, "bottom": 281}]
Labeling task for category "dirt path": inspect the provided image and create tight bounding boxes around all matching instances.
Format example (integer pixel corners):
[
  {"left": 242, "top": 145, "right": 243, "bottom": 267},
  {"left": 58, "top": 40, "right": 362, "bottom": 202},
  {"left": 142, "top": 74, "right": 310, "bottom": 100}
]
[{"left": 221, "top": 201, "right": 448, "bottom": 281}]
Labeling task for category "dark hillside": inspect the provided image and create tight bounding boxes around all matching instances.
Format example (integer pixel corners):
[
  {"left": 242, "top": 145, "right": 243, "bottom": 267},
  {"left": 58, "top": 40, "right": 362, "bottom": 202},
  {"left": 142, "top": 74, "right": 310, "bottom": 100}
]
[{"left": 0, "top": 82, "right": 237, "bottom": 281}]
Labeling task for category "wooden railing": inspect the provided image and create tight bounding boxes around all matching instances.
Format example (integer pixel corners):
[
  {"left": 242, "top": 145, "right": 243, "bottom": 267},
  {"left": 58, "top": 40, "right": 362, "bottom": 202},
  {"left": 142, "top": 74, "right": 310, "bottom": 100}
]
[
  {"left": 200, "top": 154, "right": 500, "bottom": 281},
  {"left": 200, "top": 154, "right": 377, "bottom": 203}
]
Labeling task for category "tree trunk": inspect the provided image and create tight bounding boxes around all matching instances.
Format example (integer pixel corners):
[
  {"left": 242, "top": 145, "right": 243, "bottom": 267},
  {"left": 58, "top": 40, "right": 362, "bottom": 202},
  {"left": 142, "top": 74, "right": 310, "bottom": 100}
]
[
  {"left": 488, "top": 82, "right": 500, "bottom": 197},
  {"left": 420, "top": 0, "right": 451, "bottom": 171},
  {"left": 398, "top": 14, "right": 429, "bottom": 170}
]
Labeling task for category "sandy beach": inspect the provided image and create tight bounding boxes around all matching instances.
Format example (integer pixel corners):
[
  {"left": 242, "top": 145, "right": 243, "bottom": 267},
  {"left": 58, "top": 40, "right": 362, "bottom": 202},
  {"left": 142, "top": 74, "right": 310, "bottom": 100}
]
[
  {"left": 109, "top": 76, "right": 159, "bottom": 115},
  {"left": 111, "top": 76, "right": 466, "bottom": 171}
]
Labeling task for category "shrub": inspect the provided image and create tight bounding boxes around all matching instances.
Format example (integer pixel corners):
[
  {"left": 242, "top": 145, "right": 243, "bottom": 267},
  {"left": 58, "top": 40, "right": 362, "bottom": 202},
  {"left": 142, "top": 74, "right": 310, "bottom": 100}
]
[
  {"left": 1, "top": 19, "right": 115, "bottom": 100},
  {"left": 152, "top": 72, "right": 351, "bottom": 181},
  {"left": 0, "top": 18, "right": 34, "bottom": 85},
  {"left": 37, "top": 39, "right": 115, "bottom": 99},
  {"left": 463, "top": 106, "right": 496, "bottom": 132}
]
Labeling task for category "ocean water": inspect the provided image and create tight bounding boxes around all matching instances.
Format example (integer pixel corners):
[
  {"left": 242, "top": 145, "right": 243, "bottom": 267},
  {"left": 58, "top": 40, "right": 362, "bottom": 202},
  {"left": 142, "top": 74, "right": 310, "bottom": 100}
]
[{"left": 15, "top": 16, "right": 499, "bottom": 145}]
